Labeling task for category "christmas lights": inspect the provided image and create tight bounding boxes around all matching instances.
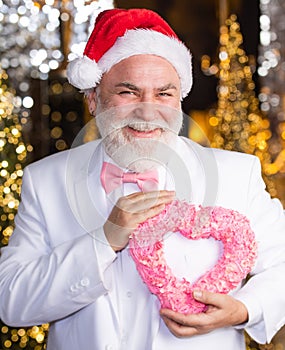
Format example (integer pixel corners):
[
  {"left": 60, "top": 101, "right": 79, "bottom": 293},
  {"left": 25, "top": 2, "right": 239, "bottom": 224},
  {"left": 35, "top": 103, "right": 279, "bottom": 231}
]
[{"left": 203, "top": 14, "right": 277, "bottom": 198}]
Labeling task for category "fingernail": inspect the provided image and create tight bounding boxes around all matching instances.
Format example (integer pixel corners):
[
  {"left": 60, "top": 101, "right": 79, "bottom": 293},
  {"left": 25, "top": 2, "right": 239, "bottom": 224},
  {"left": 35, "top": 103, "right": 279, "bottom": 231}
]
[{"left": 193, "top": 290, "right": 202, "bottom": 299}]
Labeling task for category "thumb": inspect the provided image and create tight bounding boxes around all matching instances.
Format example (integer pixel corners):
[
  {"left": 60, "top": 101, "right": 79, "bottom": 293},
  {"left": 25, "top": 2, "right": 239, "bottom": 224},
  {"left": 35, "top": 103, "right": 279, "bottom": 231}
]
[{"left": 193, "top": 289, "right": 223, "bottom": 307}]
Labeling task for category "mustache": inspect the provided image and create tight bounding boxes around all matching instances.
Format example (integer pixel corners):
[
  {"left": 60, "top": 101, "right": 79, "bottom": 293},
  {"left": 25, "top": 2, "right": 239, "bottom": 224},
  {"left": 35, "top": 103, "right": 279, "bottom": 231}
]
[
  {"left": 95, "top": 103, "right": 184, "bottom": 138},
  {"left": 98, "top": 118, "right": 174, "bottom": 138}
]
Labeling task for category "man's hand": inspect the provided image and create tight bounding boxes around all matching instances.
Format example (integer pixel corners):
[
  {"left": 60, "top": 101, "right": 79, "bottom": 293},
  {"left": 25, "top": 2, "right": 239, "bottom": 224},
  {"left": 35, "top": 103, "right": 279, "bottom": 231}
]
[
  {"left": 160, "top": 290, "right": 248, "bottom": 338},
  {"left": 104, "top": 190, "right": 175, "bottom": 251}
]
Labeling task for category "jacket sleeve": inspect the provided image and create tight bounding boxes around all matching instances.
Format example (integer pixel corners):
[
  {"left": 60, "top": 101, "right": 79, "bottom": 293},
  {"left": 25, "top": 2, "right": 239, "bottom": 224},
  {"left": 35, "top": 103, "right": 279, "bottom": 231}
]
[
  {"left": 0, "top": 166, "right": 117, "bottom": 327},
  {"left": 233, "top": 157, "right": 285, "bottom": 343}
]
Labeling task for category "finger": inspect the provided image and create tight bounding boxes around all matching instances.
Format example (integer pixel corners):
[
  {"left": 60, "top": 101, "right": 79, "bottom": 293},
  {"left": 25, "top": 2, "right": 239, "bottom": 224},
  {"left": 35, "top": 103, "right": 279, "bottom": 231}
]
[
  {"left": 118, "top": 191, "right": 175, "bottom": 212},
  {"left": 126, "top": 190, "right": 175, "bottom": 200},
  {"left": 135, "top": 203, "right": 166, "bottom": 222},
  {"left": 160, "top": 308, "right": 215, "bottom": 337},
  {"left": 123, "top": 190, "right": 175, "bottom": 206},
  {"left": 107, "top": 200, "right": 167, "bottom": 233},
  {"left": 109, "top": 202, "right": 166, "bottom": 227},
  {"left": 160, "top": 314, "right": 198, "bottom": 338},
  {"left": 193, "top": 290, "right": 248, "bottom": 325},
  {"left": 134, "top": 195, "right": 173, "bottom": 212},
  {"left": 193, "top": 290, "right": 224, "bottom": 309},
  {"left": 160, "top": 308, "right": 200, "bottom": 326}
]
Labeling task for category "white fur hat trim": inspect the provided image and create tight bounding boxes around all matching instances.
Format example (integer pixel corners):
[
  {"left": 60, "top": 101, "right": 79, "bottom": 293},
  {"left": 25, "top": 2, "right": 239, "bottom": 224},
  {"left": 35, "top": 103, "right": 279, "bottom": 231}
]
[{"left": 67, "top": 29, "right": 192, "bottom": 98}]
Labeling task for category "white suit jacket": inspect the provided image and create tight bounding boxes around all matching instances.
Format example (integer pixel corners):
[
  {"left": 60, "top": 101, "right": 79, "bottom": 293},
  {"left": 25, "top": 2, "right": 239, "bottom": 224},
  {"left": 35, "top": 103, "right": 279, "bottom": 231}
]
[{"left": 1, "top": 136, "right": 285, "bottom": 350}]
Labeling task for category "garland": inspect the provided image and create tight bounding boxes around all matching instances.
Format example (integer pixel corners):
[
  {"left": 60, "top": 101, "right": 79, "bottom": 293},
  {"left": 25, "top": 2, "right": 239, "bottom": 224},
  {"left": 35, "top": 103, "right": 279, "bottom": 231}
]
[{"left": 129, "top": 200, "right": 258, "bottom": 314}]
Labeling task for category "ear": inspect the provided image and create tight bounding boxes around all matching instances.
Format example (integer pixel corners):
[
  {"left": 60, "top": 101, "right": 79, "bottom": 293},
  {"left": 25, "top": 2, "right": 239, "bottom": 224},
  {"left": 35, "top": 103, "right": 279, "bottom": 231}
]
[{"left": 86, "top": 89, "right": 97, "bottom": 116}]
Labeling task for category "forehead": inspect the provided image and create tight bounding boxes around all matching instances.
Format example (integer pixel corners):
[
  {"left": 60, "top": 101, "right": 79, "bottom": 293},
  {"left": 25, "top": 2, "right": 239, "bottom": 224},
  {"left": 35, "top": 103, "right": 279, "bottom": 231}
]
[{"left": 101, "top": 55, "right": 180, "bottom": 87}]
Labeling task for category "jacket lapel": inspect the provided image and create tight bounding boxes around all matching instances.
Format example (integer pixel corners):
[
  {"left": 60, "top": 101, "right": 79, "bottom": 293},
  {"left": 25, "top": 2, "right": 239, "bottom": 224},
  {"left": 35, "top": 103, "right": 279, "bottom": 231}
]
[{"left": 66, "top": 140, "right": 108, "bottom": 233}]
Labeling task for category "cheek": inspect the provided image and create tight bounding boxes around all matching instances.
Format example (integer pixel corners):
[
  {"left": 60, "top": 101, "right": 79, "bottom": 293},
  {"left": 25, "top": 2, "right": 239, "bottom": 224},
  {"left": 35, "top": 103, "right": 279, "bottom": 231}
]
[
  {"left": 96, "top": 98, "right": 128, "bottom": 122},
  {"left": 169, "top": 100, "right": 182, "bottom": 110},
  {"left": 160, "top": 100, "right": 181, "bottom": 122},
  {"left": 101, "top": 97, "right": 137, "bottom": 123},
  {"left": 161, "top": 107, "right": 182, "bottom": 125},
  {"left": 105, "top": 94, "right": 132, "bottom": 107}
]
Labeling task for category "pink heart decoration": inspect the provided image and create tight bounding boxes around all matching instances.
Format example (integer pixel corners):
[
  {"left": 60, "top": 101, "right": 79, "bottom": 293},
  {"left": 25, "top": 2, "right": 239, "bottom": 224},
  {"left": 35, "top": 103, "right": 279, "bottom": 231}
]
[{"left": 129, "top": 200, "right": 258, "bottom": 314}]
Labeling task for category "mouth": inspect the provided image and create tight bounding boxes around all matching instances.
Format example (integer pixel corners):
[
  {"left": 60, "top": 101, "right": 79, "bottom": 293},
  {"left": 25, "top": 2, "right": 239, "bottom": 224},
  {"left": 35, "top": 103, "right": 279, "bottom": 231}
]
[{"left": 124, "top": 125, "right": 163, "bottom": 138}]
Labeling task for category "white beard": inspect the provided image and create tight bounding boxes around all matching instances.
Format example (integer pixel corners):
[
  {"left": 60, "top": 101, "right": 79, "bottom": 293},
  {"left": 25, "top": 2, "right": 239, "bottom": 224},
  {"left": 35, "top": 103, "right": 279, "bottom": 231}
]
[{"left": 96, "top": 103, "right": 183, "bottom": 172}]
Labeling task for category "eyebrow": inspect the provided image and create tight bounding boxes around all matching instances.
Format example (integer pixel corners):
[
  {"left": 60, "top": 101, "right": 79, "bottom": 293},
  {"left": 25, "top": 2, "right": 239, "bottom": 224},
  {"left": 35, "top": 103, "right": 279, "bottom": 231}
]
[
  {"left": 115, "top": 82, "right": 140, "bottom": 91},
  {"left": 115, "top": 82, "right": 178, "bottom": 92},
  {"left": 157, "top": 83, "right": 178, "bottom": 92}
]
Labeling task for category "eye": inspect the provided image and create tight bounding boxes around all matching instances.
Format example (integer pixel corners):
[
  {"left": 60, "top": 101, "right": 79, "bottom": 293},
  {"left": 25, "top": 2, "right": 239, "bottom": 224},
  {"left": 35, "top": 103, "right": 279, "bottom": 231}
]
[
  {"left": 158, "top": 91, "right": 173, "bottom": 97},
  {"left": 118, "top": 90, "right": 136, "bottom": 95}
]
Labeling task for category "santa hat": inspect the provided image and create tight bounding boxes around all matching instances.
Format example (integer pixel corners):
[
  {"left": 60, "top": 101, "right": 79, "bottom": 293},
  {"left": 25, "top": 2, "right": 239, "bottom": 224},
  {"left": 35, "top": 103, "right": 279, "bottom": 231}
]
[{"left": 67, "top": 8, "right": 193, "bottom": 99}]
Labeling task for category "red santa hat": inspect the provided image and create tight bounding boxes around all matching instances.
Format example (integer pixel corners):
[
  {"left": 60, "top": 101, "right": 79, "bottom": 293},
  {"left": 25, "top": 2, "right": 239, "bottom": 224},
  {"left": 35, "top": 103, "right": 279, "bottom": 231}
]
[{"left": 67, "top": 8, "right": 193, "bottom": 99}]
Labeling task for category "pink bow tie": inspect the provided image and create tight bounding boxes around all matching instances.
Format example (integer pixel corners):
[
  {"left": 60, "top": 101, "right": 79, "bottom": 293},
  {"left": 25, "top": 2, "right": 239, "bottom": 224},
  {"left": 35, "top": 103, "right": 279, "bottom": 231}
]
[{"left": 100, "top": 162, "right": 159, "bottom": 194}]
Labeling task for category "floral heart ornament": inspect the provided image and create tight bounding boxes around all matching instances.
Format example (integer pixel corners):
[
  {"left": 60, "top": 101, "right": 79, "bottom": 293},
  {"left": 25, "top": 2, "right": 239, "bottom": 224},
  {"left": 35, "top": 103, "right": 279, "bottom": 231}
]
[{"left": 129, "top": 200, "right": 258, "bottom": 314}]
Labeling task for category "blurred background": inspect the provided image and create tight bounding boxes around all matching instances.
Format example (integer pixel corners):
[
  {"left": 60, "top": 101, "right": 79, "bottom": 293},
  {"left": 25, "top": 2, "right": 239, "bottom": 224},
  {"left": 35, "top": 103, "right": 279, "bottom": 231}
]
[{"left": 1, "top": 0, "right": 285, "bottom": 349}]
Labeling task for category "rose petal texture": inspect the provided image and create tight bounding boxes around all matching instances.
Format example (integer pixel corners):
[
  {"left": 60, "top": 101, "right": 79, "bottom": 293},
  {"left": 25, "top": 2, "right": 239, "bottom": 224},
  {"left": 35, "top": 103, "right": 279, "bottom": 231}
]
[{"left": 129, "top": 200, "right": 258, "bottom": 314}]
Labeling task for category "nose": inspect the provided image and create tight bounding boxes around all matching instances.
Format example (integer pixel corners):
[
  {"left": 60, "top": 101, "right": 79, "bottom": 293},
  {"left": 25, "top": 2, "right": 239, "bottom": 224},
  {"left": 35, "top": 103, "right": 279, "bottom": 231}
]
[{"left": 133, "top": 102, "right": 159, "bottom": 121}]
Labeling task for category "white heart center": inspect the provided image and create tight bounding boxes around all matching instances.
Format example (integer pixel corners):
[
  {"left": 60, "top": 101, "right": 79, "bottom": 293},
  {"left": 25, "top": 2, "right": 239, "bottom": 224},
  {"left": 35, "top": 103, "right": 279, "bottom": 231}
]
[{"left": 163, "top": 231, "right": 224, "bottom": 284}]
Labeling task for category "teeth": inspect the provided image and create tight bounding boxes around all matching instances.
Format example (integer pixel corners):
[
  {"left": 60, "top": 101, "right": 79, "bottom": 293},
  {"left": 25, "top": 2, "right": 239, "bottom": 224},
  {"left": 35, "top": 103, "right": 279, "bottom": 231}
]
[
  {"left": 130, "top": 127, "right": 152, "bottom": 132},
  {"left": 128, "top": 124, "right": 157, "bottom": 132}
]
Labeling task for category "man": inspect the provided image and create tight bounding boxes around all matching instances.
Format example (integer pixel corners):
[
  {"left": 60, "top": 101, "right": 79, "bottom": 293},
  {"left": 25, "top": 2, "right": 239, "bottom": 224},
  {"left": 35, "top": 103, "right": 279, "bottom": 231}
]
[{"left": 1, "top": 8, "right": 285, "bottom": 350}]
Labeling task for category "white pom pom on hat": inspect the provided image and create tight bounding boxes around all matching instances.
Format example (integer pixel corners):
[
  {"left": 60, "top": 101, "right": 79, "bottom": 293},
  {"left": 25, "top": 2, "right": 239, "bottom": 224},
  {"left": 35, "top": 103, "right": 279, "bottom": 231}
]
[{"left": 67, "top": 8, "right": 193, "bottom": 99}]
